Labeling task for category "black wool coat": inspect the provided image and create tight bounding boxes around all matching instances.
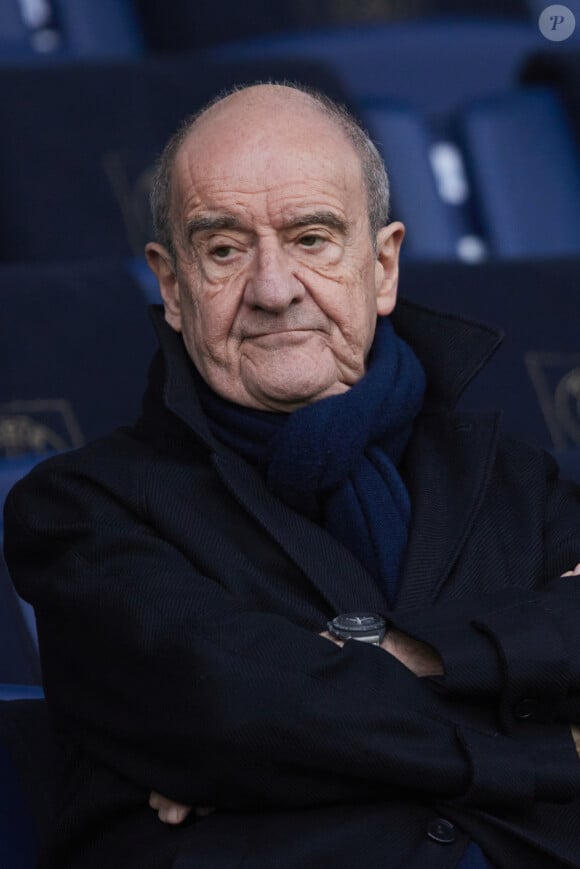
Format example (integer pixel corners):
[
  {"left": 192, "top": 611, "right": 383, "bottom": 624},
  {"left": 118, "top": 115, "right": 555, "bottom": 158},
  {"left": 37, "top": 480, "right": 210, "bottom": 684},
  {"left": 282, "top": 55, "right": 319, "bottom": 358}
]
[{"left": 5, "top": 301, "right": 580, "bottom": 869}]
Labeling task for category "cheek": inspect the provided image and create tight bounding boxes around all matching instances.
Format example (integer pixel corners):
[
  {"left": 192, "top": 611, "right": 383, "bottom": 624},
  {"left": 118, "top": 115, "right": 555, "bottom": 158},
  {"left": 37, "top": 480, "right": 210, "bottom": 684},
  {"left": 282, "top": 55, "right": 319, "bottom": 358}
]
[
  {"left": 310, "top": 261, "right": 375, "bottom": 325},
  {"left": 183, "top": 278, "right": 243, "bottom": 349}
]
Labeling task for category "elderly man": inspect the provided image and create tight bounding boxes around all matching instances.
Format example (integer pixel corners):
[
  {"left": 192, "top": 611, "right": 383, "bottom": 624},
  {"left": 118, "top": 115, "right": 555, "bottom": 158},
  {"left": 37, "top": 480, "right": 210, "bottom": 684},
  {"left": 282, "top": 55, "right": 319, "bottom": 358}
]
[{"left": 5, "top": 83, "right": 580, "bottom": 868}]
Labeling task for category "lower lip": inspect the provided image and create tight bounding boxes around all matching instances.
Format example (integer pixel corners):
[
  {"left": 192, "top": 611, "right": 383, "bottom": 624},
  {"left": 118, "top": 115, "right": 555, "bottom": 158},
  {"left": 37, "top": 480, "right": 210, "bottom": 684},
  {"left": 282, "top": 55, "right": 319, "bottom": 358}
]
[{"left": 249, "top": 330, "right": 313, "bottom": 345}]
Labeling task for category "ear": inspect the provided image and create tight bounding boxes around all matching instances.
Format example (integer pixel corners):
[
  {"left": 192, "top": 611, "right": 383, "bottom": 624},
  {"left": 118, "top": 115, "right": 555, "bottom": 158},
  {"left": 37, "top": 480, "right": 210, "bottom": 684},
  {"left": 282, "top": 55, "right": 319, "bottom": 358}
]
[
  {"left": 374, "top": 221, "right": 405, "bottom": 317},
  {"left": 145, "top": 242, "right": 182, "bottom": 332}
]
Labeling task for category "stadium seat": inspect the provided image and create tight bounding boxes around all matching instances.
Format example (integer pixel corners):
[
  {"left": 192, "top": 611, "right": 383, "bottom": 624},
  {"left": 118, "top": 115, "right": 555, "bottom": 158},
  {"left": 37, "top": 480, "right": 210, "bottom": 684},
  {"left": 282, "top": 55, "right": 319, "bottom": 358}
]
[
  {"left": 127, "top": 256, "right": 162, "bottom": 302},
  {"left": 0, "top": 554, "right": 40, "bottom": 685},
  {"left": 459, "top": 87, "right": 580, "bottom": 257},
  {"left": 0, "top": 452, "right": 51, "bottom": 666},
  {"left": 0, "top": 737, "right": 39, "bottom": 868},
  {"left": 0, "top": 0, "right": 144, "bottom": 61},
  {"left": 399, "top": 257, "right": 580, "bottom": 458},
  {"left": 555, "top": 448, "right": 580, "bottom": 484},
  {"left": 136, "top": 0, "right": 299, "bottom": 52},
  {"left": 0, "top": 56, "right": 351, "bottom": 262},
  {"left": 523, "top": 48, "right": 580, "bottom": 150},
  {"left": 0, "top": 697, "right": 57, "bottom": 869},
  {"left": 204, "top": 20, "right": 548, "bottom": 260},
  {"left": 0, "top": 258, "right": 155, "bottom": 453},
  {"left": 362, "top": 103, "right": 475, "bottom": 259},
  {"left": 205, "top": 19, "right": 544, "bottom": 117}
]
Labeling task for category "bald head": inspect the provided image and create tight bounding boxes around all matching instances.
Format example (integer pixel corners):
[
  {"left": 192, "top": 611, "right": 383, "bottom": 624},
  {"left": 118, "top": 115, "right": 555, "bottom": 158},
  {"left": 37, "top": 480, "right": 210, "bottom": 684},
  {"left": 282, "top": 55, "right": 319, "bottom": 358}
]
[
  {"left": 191, "top": 83, "right": 327, "bottom": 131},
  {"left": 150, "top": 82, "right": 390, "bottom": 260}
]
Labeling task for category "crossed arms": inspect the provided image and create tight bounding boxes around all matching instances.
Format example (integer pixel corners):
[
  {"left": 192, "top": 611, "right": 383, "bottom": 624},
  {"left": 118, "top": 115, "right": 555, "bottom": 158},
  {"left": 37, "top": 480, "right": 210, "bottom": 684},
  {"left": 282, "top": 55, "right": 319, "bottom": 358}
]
[{"left": 4, "top": 452, "right": 580, "bottom": 830}]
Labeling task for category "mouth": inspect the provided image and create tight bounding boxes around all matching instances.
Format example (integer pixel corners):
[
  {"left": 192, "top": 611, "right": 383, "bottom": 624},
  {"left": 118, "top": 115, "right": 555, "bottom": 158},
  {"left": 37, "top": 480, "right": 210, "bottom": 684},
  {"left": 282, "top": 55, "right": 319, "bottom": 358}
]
[{"left": 245, "top": 329, "right": 316, "bottom": 346}]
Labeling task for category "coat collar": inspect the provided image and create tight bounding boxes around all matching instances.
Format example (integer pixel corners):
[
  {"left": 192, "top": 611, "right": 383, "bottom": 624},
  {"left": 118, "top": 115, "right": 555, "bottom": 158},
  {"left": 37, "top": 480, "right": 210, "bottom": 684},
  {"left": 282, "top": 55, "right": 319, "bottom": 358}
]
[
  {"left": 391, "top": 297, "right": 504, "bottom": 414},
  {"left": 143, "top": 302, "right": 504, "bottom": 610}
]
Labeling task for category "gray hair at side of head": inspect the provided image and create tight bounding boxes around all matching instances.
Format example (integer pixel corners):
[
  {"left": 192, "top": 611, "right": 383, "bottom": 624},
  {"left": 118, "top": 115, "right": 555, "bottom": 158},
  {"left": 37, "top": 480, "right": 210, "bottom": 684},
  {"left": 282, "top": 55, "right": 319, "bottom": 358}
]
[{"left": 149, "top": 80, "right": 390, "bottom": 262}]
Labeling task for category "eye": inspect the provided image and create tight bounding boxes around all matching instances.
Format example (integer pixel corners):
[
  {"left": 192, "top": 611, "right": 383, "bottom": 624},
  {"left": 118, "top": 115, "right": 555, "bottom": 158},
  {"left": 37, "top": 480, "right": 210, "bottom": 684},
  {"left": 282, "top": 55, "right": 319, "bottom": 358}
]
[
  {"left": 298, "top": 234, "right": 324, "bottom": 249},
  {"left": 210, "top": 245, "right": 235, "bottom": 259}
]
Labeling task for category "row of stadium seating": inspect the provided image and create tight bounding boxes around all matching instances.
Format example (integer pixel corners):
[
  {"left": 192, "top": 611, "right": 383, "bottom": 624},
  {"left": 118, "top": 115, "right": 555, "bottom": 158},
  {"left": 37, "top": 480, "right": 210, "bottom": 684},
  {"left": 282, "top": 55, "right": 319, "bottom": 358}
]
[
  {"left": 0, "top": 1, "right": 576, "bottom": 60},
  {"left": 0, "top": 57, "right": 580, "bottom": 263},
  {"left": 0, "top": 26, "right": 579, "bottom": 263}
]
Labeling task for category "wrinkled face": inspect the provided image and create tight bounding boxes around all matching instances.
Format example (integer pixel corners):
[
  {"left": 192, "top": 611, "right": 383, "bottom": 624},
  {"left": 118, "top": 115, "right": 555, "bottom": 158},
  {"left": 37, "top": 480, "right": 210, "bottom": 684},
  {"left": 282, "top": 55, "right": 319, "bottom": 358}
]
[{"left": 147, "top": 87, "right": 403, "bottom": 411}]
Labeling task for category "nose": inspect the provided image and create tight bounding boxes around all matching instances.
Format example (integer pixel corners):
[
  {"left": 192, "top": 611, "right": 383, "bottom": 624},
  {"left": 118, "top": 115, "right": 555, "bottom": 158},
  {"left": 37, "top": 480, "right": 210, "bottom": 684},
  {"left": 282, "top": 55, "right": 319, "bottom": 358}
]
[{"left": 243, "top": 241, "right": 306, "bottom": 312}]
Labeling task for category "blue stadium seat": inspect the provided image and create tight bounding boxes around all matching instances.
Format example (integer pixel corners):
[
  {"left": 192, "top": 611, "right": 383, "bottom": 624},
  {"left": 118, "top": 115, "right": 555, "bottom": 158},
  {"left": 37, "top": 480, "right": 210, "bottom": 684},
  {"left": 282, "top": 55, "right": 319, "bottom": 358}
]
[
  {"left": 555, "top": 448, "right": 580, "bottom": 484},
  {"left": 0, "top": 685, "right": 44, "bottom": 701},
  {"left": 0, "top": 737, "right": 39, "bottom": 868},
  {"left": 362, "top": 103, "right": 471, "bottom": 259},
  {"left": 0, "top": 56, "right": 352, "bottom": 262},
  {"left": 127, "top": 256, "right": 162, "bottom": 302},
  {"left": 204, "top": 20, "right": 547, "bottom": 260},
  {"left": 206, "top": 19, "right": 544, "bottom": 117},
  {"left": 522, "top": 47, "right": 580, "bottom": 155},
  {"left": 0, "top": 0, "right": 144, "bottom": 61},
  {"left": 460, "top": 87, "right": 580, "bottom": 257},
  {"left": 0, "top": 698, "right": 56, "bottom": 869},
  {"left": 0, "top": 259, "right": 155, "bottom": 453},
  {"left": 400, "top": 257, "right": 580, "bottom": 458},
  {"left": 0, "top": 453, "right": 51, "bottom": 670},
  {"left": 0, "top": 554, "right": 40, "bottom": 685}
]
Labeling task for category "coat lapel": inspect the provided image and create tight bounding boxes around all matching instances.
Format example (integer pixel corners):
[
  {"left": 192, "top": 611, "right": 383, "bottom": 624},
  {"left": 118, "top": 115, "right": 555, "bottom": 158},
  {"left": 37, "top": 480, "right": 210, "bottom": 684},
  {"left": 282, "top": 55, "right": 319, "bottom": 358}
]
[
  {"left": 212, "top": 451, "right": 389, "bottom": 615},
  {"left": 396, "top": 410, "right": 501, "bottom": 609}
]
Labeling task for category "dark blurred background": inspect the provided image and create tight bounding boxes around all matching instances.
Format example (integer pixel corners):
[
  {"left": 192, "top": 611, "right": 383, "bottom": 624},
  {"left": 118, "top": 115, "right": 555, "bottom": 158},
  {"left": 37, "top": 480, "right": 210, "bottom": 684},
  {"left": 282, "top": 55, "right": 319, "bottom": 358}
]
[{"left": 1, "top": 9, "right": 580, "bottom": 862}]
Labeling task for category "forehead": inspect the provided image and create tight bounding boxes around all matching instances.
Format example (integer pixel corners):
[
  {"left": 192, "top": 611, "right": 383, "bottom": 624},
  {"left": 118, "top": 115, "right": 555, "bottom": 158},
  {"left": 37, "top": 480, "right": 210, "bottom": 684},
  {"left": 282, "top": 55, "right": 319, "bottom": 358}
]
[{"left": 170, "top": 95, "right": 366, "bottom": 221}]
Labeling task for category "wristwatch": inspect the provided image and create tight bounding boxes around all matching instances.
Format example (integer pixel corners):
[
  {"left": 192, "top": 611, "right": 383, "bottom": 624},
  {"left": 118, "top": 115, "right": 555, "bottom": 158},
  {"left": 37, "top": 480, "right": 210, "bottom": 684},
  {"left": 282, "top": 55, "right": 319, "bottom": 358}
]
[{"left": 327, "top": 612, "right": 387, "bottom": 646}]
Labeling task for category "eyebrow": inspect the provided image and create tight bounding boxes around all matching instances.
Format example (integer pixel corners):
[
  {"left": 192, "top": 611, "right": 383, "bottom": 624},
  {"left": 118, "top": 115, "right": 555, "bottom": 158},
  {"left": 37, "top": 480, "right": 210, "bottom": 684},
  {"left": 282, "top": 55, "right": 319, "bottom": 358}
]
[
  {"left": 285, "top": 211, "right": 348, "bottom": 235},
  {"left": 186, "top": 215, "right": 245, "bottom": 240},
  {"left": 186, "top": 210, "right": 349, "bottom": 242}
]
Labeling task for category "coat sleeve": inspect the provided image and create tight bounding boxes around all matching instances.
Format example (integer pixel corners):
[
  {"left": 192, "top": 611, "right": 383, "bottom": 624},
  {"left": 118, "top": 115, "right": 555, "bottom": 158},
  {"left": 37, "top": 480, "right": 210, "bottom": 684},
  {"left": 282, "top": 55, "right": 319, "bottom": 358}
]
[
  {"left": 387, "top": 450, "right": 580, "bottom": 728},
  {"left": 3, "top": 460, "right": 578, "bottom": 813}
]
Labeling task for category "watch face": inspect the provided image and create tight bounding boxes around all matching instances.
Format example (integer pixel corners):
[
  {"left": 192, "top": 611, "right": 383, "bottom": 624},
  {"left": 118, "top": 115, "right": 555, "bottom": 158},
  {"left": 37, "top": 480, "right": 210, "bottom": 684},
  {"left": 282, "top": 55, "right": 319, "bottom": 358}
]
[{"left": 331, "top": 613, "right": 385, "bottom": 635}]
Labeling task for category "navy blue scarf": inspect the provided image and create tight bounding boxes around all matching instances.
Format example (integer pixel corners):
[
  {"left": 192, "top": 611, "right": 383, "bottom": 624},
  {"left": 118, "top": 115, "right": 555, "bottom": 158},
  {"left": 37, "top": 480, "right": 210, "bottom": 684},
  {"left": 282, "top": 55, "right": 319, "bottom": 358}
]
[{"left": 194, "top": 316, "right": 426, "bottom": 604}]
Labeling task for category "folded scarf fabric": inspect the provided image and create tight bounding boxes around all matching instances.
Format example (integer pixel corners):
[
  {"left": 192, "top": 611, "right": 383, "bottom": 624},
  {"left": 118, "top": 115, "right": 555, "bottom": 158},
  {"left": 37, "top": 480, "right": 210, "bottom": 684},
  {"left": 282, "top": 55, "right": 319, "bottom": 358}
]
[{"left": 193, "top": 315, "right": 426, "bottom": 604}]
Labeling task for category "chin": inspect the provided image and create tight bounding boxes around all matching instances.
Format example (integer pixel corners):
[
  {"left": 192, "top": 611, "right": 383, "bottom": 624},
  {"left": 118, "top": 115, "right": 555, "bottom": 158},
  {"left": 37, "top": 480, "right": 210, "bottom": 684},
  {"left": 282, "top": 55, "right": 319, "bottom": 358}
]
[{"left": 253, "top": 378, "right": 350, "bottom": 411}]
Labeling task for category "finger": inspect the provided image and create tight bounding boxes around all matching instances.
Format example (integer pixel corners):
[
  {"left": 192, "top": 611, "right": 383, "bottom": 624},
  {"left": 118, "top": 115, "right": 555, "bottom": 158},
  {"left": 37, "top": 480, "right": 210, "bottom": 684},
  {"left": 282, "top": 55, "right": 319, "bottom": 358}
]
[
  {"left": 561, "top": 563, "right": 580, "bottom": 576},
  {"left": 570, "top": 723, "right": 580, "bottom": 756},
  {"left": 149, "top": 791, "right": 192, "bottom": 824},
  {"left": 158, "top": 804, "right": 191, "bottom": 825},
  {"left": 149, "top": 792, "right": 177, "bottom": 811},
  {"left": 149, "top": 791, "right": 163, "bottom": 810}
]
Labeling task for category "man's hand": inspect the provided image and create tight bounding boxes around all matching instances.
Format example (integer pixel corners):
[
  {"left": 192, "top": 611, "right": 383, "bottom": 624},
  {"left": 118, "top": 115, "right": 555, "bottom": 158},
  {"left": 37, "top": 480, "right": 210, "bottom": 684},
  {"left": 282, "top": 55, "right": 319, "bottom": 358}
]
[
  {"left": 149, "top": 791, "right": 192, "bottom": 825},
  {"left": 561, "top": 563, "right": 580, "bottom": 577},
  {"left": 319, "top": 629, "right": 443, "bottom": 677},
  {"left": 381, "top": 629, "right": 444, "bottom": 678},
  {"left": 149, "top": 791, "right": 215, "bottom": 825}
]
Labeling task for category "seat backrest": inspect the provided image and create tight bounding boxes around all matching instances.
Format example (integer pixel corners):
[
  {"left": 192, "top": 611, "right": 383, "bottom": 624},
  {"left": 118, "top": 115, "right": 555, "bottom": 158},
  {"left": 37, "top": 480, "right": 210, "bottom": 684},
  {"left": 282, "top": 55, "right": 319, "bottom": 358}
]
[
  {"left": 0, "top": 0, "right": 144, "bottom": 61},
  {"left": 0, "top": 697, "right": 58, "bottom": 861},
  {"left": 400, "top": 258, "right": 580, "bottom": 454},
  {"left": 0, "top": 55, "right": 352, "bottom": 262},
  {"left": 0, "top": 555, "right": 40, "bottom": 685},
  {"left": 0, "top": 258, "right": 155, "bottom": 454},
  {"left": 460, "top": 87, "right": 580, "bottom": 257},
  {"left": 523, "top": 47, "right": 580, "bottom": 159},
  {"left": 206, "top": 19, "right": 544, "bottom": 116},
  {"left": 0, "top": 738, "right": 39, "bottom": 868},
  {"left": 0, "top": 453, "right": 49, "bottom": 668},
  {"left": 362, "top": 102, "right": 478, "bottom": 260}
]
